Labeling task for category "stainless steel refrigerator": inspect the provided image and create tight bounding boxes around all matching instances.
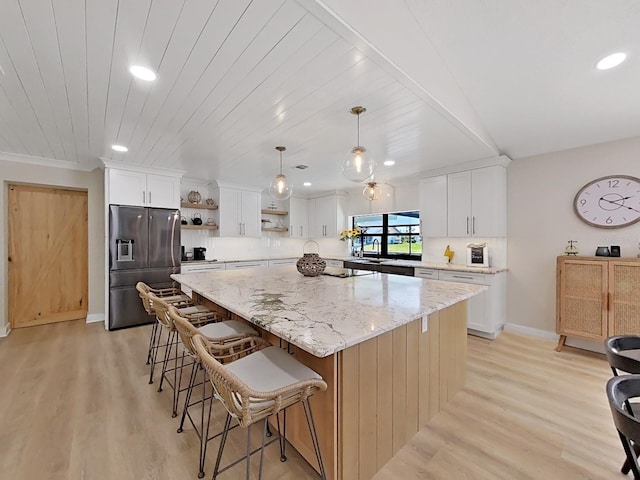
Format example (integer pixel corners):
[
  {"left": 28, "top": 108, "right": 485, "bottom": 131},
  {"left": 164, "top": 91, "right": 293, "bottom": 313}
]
[{"left": 108, "top": 205, "right": 181, "bottom": 330}]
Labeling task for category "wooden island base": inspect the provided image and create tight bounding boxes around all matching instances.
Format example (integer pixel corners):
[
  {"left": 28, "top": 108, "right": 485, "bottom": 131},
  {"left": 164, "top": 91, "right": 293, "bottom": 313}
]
[{"left": 195, "top": 294, "right": 468, "bottom": 480}]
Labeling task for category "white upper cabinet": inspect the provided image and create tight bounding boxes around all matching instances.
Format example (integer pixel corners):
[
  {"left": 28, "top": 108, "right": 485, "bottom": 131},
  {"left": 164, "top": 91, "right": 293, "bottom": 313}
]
[
  {"left": 216, "top": 186, "right": 260, "bottom": 237},
  {"left": 447, "top": 165, "right": 506, "bottom": 237},
  {"left": 419, "top": 175, "right": 448, "bottom": 237},
  {"left": 106, "top": 168, "right": 180, "bottom": 208},
  {"left": 309, "top": 194, "right": 346, "bottom": 238},
  {"left": 288, "top": 196, "right": 309, "bottom": 238}
]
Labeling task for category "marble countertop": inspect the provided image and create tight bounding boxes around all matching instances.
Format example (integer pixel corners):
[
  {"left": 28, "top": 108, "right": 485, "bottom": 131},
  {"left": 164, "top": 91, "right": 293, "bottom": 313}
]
[
  {"left": 172, "top": 266, "right": 487, "bottom": 358},
  {"left": 181, "top": 256, "right": 505, "bottom": 274}
]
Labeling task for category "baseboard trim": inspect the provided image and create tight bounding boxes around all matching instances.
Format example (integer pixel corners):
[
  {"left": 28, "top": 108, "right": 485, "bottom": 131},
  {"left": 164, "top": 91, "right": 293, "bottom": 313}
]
[
  {"left": 0, "top": 323, "right": 10, "bottom": 337},
  {"left": 503, "top": 323, "right": 605, "bottom": 353},
  {"left": 86, "top": 314, "right": 104, "bottom": 324},
  {"left": 503, "top": 323, "right": 558, "bottom": 340}
]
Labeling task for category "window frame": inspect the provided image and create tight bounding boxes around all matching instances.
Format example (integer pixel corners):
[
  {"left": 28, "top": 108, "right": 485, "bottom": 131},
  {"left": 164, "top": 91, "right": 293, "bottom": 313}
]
[{"left": 351, "top": 211, "right": 422, "bottom": 261}]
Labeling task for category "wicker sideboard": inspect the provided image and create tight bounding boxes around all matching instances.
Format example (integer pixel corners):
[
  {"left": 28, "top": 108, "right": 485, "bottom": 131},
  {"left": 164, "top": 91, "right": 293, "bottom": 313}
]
[{"left": 556, "top": 256, "right": 640, "bottom": 351}]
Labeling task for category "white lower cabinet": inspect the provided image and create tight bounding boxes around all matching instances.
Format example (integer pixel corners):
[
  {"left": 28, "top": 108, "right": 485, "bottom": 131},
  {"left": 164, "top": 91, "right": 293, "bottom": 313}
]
[{"left": 414, "top": 268, "right": 506, "bottom": 338}]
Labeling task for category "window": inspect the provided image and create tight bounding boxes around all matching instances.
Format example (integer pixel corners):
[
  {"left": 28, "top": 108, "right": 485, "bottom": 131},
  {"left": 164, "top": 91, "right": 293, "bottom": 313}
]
[{"left": 351, "top": 211, "right": 421, "bottom": 260}]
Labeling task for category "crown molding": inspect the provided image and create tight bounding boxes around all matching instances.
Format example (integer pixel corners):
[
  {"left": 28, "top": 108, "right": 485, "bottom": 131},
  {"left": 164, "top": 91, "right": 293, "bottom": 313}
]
[
  {"left": 0, "top": 151, "right": 98, "bottom": 171},
  {"left": 100, "top": 158, "right": 185, "bottom": 177}
]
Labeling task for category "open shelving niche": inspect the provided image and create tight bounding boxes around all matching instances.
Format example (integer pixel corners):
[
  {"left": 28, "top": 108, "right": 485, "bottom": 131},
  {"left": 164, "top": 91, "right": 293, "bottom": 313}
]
[
  {"left": 261, "top": 208, "right": 288, "bottom": 232},
  {"left": 180, "top": 202, "right": 219, "bottom": 230}
]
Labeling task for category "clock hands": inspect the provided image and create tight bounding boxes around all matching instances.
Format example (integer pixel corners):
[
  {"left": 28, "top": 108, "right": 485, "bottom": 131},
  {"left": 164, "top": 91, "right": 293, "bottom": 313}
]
[{"left": 599, "top": 195, "right": 640, "bottom": 213}]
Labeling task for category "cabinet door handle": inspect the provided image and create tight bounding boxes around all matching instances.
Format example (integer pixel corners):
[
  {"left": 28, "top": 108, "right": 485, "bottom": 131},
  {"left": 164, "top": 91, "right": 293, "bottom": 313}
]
[
  {"left": 148, "top": 191, "right": 151, "bottom": 204},
  {"left": 142, "top": 191, "right": 146, "bottom": 204},
  {"left": 300, "top": 226, "right": 303, "bottom": 237},
  {"left": 472, "top": 216, "right": 475, "bottom": 235},
  {"left": 466, "top": 217, "right": 469, "bottom": 235},
  {"left": 451, "top": 275, "right": 475, "bottom": 280}
]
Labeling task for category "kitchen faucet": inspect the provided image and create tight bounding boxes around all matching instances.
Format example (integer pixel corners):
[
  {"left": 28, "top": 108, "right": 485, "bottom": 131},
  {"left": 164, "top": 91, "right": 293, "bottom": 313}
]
[{"left": 372, "top": 238, "right": 380, "bottom": 257}]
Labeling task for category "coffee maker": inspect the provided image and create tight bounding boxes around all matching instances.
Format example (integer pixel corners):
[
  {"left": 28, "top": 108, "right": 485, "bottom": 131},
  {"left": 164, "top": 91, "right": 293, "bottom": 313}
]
[{"left": 193, "top": 247, "right": 206, "bottom": 261}]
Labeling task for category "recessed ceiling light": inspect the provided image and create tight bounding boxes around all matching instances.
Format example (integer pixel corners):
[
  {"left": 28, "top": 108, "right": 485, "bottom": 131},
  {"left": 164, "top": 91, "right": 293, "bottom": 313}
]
[
  {"left": 129, "top": 65, "right": 157, "bottom": 81},
  {"left": 596, "top": 52, "right": 627, "bottom": 70},
  {"left": 111, "top": 144, "right": 128, "bottom": 152},
  {"left": 383, "top": 160, "right": 395, "bottom": 166},
  {"left": 303, "top": 182, "right": 311, "bottom": 187}
]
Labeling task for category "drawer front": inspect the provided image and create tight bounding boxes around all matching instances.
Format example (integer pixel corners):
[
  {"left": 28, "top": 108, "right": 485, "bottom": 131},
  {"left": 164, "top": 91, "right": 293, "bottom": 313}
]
[
  {"left": 268, "top": 258, "right": 297, "bottom": 267},
  {"left": 325, "top": 259, "right": 343, "bottom": 268},
  {"left": 180, "top": 263, "right": 226, "bottom": 273},
  {"left": 414, "top": 268, "right": 438, "bottom": 279},
  {"left": 438, "top": 271, "right": 488, "bottom": 285},
  {"left": 226, "top": 261, "right": 268, "bottom": 270}
]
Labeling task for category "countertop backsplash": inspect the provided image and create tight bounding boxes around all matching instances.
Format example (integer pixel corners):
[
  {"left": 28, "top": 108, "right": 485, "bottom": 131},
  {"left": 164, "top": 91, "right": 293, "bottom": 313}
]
[{"left": 180, "top": 231, "right": 349, "bottom": 262}]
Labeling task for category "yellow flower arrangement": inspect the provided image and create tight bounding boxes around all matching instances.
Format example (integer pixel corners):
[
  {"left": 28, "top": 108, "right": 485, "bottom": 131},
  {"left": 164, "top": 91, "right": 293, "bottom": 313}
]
[{"left": 339, "top": 228, "right": 361, "bottom": 241}]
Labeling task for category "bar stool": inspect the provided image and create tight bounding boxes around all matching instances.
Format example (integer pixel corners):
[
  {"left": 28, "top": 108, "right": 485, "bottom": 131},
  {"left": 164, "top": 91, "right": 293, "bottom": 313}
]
[
  {"left": 192, "top": 334, "right": 328, "bottom": 480},
  {"left": 147, "top": 292, "right": 213, "bottom": 406},
  {"left": 607, "top": 375, "right": 640, "bottom": 479},
  {"left": 136, "top": 281, "right": 191, "bottom": 367},
  {"left": 170, "top": 306, "right": 259, "bottom": 478}
]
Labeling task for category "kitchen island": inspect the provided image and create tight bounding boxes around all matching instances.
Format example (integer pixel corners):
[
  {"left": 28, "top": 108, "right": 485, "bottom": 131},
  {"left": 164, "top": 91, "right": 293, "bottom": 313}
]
[{"left": 172, "top": 266, "right": 487, "bottom": 480}]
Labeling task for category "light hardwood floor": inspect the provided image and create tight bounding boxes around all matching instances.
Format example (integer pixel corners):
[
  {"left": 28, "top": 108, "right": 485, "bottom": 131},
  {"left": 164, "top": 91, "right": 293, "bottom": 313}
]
[{"left": 0, "top": 321, "right": 624, "bottom": 480}]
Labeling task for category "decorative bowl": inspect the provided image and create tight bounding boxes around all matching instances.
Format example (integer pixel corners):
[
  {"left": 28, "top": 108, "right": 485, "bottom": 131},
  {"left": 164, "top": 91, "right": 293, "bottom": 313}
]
[
  {"left": 187, "top": 190, "right": 202, "bottom": 204},
  {"left": 205, "top": 198, "right": 216, "bottom": 206}
]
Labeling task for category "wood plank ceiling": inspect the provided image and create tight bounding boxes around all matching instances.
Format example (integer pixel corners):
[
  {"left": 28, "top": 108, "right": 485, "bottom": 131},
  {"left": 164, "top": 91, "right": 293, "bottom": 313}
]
[{"left": 0, "top": 0, "right": 496, "bottom": 193}]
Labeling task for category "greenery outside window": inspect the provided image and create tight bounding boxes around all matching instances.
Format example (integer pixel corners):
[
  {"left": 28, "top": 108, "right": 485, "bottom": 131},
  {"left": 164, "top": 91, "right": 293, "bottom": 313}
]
[{"left": 351, "top": 211, "right": 421, "bottom": 260}]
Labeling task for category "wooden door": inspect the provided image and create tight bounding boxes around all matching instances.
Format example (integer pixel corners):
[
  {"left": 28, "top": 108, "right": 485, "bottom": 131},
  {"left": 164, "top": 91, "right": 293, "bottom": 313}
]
[
  {"left": 608, "top": 260, "right": 640, "bottom": 336},
  {"left": 8, "top": 184, "right": 88, "bottom": 328},
  {"left": 556, "top": 257, "right": 608, "bottom": 341}
]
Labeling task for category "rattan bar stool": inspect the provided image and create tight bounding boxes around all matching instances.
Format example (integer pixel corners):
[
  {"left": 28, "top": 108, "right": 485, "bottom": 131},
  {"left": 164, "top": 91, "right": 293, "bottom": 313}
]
[
  {"left": 136, "top": 281, "right": 191, "bottom": 365},
  {"left": 170, "top": 307, "right": 260, "bottom": 478},
  {"left": 136, "top": 281, "right": 191, "bottom": 376},
  {"left": 607, "top": 375, "right": 640, "bottom": 479},
  {"left": 192, "top": 334, "right": 328, "bottom": 480},
  {"left": 148, "top": 292, "right": 214, "bottom": 415}
]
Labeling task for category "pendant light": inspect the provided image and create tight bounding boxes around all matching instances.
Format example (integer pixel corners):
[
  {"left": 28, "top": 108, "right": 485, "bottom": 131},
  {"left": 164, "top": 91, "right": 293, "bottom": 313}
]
[
  {"left": 362, "top": 182, "right": 383, "bottom": 201},
  {"left": 269, "top": 146, "right": 293, "bottom": 200},
  {"left": 341, "top": 106, "right": 376, "bottom": 182}
]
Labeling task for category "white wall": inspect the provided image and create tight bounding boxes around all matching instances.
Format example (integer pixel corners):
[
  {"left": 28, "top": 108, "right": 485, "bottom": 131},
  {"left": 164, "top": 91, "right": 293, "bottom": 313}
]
[
  {"left": 0, "top": 159, "right": 105, "bottom": 335},
  {"left": 507, "top": 136, "right": 640, "bottom": 345}
]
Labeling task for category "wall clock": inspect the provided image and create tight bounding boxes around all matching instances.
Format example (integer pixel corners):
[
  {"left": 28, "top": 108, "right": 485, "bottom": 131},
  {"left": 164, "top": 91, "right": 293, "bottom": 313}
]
[{"left": 574, "top": 175, "right": 640, "bottom": 228}]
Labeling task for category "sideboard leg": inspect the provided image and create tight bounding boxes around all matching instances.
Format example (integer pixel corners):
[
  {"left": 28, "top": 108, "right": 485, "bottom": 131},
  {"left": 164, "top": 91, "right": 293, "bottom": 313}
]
[{"left": 555, "top": 335, "right": 567, "bottom": 352}]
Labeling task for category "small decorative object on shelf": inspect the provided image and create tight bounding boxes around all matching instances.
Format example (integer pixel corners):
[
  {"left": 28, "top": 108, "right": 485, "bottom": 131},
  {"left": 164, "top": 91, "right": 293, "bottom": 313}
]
[
  {"left": 191, "top": 213, "right": 203, "bottom": 225},
  {"left": 205, "top": 198, "right": 216, "bottom": 207},
  {"left": 564, "top": 240, "right": 579, "bottom": 256},
  {"left": 187, "top": 190, "right": 202, "bottom": 204},
  {"left": 610, "top": 245, "right": 621, "bottom": 257},
  {"left": 296, "top": 240, "right": 326, "bottom": 277},
  {"left": 595, "top": 246, "right": 610, "bottom": 257},
  {"left": 181, "top": 216, "right": 188, "bottom": 225},
  {"left": 206, "top": 218, "right": 216, "bottom": 226},
  {"left": 268, "top": 201, "right": 278, "bottom": 210}
]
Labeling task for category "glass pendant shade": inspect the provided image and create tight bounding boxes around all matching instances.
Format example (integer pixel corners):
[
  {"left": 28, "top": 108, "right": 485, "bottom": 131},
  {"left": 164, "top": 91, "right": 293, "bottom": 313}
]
[
  {"left": 269, "top": 146, "right": 293, "bottom": 200},
  {"left": 343, "top": 146, "right": 375, "bottom": 183},
  {"left": 342, "top": 106, "right": 376, "bottom": 183},
  {"left": 269, "top": 173, "right": 293, "bottom": 200},
  {"left": 363, "top": 182, "right": 383, "bottom": 201}
]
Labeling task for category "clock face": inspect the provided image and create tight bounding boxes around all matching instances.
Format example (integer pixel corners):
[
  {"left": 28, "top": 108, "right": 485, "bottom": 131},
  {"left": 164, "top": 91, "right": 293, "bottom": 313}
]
[{"left": 574, "top": 175, "right": 640, "bottom": 228}]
